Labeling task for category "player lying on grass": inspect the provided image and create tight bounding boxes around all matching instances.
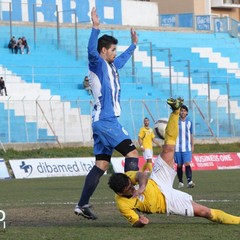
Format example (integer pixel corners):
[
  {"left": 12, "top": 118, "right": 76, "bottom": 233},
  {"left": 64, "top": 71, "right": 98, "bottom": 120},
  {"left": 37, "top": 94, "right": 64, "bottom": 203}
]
[{"left": 108, "top": 97, "right": 240, "bottom": 227}]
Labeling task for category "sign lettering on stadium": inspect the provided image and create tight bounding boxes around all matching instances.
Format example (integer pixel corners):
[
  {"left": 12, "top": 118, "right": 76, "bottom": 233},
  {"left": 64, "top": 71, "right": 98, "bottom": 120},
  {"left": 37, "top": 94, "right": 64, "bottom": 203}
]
[
  {"left": 111, "top": 153, "right": 240, "bottom": 173},
  {"left": 192, "top": 153, "right": 240, "bottom": 170},
  {"left": 9, "top": 158, "right": 99, "bottom": 179}
]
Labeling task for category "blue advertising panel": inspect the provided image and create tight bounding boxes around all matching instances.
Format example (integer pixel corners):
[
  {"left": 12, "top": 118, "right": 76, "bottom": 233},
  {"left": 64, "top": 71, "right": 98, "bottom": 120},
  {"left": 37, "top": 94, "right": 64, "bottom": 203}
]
[
  {"left": 196, "top": 15, "right": 211, "bottom": 31},
  {"left": 179, "top": 13, "right": 193, "bottom": 28},
  {"left": 161, "top": 14, "right": 176, "bottom": 27},
  {"left": 214, "top": 18, "right": 228, "bottom": 32}
]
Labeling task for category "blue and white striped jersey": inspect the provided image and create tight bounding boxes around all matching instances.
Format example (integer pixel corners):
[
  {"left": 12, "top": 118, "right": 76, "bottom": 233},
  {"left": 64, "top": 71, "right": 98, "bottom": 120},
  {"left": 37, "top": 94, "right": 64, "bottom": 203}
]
[
  {"left": 88, "top": 28, "right": 136, "bottom": 122},
  {"left": 175, "top": 117, "right": 193, "bottom": 152}
]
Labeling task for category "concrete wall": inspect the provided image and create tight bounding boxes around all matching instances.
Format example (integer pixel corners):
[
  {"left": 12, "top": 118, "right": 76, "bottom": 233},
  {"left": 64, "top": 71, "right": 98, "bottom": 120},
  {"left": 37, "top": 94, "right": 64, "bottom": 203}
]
[
  {"left": 153, "top": 0, "right": 194, "bottom": 14},
  {"left": 152, "top": 0, "right": 240, "bottom": 20},
  {"left": 212, "top": 7, "right": 239, "bottom": 19}
]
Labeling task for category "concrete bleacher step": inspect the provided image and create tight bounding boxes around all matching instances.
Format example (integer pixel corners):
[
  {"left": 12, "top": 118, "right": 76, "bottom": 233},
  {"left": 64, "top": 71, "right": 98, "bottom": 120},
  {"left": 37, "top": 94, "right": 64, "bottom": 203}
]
[
  {"left": 0, "top": 64, "right": 92, "bottom": 142},
  {"left": 191, "top": 47, "right": 240, "bottom": 77},
  {"left": 1, "top": 27, "right": 240, "bottom": 141}
]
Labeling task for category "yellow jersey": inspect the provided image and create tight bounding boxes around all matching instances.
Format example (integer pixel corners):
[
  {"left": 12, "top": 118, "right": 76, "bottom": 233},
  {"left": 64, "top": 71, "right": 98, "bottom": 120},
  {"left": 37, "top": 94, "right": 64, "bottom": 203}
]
[
  {"left": 114, "top": 171, "right": 166, "bottom": 225},
  {"left": 138, "top": 127, "right": 155, "bottom": 149}
]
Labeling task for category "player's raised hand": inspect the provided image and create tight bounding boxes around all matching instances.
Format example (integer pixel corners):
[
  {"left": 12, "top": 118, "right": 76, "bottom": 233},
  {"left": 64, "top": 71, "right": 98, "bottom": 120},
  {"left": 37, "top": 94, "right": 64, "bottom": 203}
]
[
  {"left": 131, "top": 28, "right": 138, "bottom": 45},
  {"left": 91, "top": 7, "right": 100, "bottom": 28}
]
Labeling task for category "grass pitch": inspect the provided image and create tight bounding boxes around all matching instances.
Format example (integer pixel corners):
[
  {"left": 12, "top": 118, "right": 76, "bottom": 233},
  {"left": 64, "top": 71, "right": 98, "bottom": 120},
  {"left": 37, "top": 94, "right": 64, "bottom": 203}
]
[{"left": 0, "top": 170, "right": 239, "bottom": 240}]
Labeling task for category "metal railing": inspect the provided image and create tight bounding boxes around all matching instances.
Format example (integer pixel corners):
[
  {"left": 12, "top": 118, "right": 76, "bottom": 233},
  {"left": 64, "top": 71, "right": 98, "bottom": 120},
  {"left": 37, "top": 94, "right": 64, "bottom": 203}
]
[{"left": 0, "top": 98, "right": 240, "bottom": 145}]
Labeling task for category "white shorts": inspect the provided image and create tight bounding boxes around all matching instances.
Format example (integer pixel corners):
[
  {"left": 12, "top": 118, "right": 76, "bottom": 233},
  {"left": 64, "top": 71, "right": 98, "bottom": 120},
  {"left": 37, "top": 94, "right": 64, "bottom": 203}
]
[
  {"left": 143, "top": 149, "right": 153, "bottom": 160},
  {"left": 150, "top": 155, "right": 194, "bottom": 217}
]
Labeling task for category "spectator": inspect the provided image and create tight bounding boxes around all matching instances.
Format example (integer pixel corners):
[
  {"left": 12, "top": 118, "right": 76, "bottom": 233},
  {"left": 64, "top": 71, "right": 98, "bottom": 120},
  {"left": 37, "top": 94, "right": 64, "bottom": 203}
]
[
  {"left": 21, "top": 36, "right": 30, "bottom": 54},
  {"left": 8, "top": 36, "right": 18, "bottom": 54},
  {"left": 17, "top": 37, "right": 24, "bottom": 54},
  {"left": 0, "top": 77, "right": 8, "bottom": 96},
  {"left": 83, "top": 76, "right": 92, "bottom": 95}
]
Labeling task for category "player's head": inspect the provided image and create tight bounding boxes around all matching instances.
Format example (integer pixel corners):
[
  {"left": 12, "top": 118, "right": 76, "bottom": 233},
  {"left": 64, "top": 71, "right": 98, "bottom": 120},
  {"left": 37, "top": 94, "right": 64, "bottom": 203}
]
[
  {"left": 144, "top": 117, "right": 150, "bottom": 127},
  {"left": 181, "top": 105, "right": 188, "bottom": 112},
  {"left": 98, "top": 35, "right": 118, "bottom": 63},
  {"left": 97, "top": 34, "right": 118, "bottom": 53},
  {"left": 108, "top": 173, "right": 135, "bottom": 197},
  {"left": 180, "top": 104, "right": 188, "bottom": 118}
]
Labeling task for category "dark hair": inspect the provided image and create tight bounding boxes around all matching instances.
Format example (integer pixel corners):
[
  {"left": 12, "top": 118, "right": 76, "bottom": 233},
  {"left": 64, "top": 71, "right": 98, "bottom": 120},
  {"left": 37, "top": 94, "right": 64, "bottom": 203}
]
[
  {"left": 181, "top": 104, "right": 188, "bottom": 112},
  {"left": 97, "top": 34, "right": 118, "bottom": 53},
  {"left": 108, "top": 173, "right": 129, "bottom": 193}
]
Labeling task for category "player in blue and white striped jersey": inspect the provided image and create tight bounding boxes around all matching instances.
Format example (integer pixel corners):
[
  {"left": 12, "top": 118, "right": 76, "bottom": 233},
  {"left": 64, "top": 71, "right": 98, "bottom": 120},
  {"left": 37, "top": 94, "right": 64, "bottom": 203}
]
[
  {"left": 74, "top": 7, "right": 139, "bottom": 220},
  {"left": 174, "top": 104, "right": 195, "bottom": 188}
]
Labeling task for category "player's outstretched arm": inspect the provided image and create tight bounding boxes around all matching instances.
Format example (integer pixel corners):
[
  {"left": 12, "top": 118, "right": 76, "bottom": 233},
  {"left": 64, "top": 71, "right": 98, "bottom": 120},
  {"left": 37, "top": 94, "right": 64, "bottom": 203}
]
[{"left": 132, "top": 215, "right": 149, "bottom": 228}]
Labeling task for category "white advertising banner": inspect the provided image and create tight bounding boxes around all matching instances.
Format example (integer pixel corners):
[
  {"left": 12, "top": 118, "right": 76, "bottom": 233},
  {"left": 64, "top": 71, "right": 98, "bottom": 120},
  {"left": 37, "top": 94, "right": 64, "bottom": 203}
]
[
  {"left": 0, "top": 159, "right": 10, "bottom": 179},
  {"left": 111, "top": 157, "right": 125, "bottom": 173},
  {"left": 9, "top": 157, "right": 99, "bottom": 179}
]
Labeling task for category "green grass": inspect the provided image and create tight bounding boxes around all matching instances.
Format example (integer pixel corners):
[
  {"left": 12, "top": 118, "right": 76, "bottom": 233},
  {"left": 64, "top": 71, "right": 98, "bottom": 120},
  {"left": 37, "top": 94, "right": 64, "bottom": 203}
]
[
  {"left": 0, "top": 170, "right": 239, "bottom": 240},
  {"left": 1, "top": 143, "right": 240, "bottom": 160}
]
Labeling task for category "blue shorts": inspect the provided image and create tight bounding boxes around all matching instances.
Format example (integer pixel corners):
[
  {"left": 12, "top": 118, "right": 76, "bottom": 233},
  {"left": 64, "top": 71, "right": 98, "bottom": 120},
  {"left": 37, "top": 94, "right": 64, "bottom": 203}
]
[
  {"left": 92, "top": 117, "right": 131, "bottom": 156},
  {"left": 174, "top": 151, "right": 192, "bottom": 165}
]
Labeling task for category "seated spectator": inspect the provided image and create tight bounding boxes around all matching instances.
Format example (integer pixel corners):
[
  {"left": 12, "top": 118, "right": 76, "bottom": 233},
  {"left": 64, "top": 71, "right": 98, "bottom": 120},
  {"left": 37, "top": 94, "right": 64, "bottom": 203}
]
[
  {"left": 17, "top": 37, "right": 24, "bottom": 54},
  {"left": 8, "top": 36, "right": 18, "bottom": 54},
  {"left": 22, "top": 36, "right": 30, "bottom": 54},
  {"left": 83, "top": 76, "right": 92, "bottom": 95},
  {"left": 0, "top": 77, "right": 8, "bottom": 96}
]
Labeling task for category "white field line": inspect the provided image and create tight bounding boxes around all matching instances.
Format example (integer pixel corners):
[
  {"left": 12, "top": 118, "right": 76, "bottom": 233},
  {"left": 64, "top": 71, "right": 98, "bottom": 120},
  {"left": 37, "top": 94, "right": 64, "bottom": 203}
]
[
  {"left": 1, "top": 199, "right": 238, "bottom": 207},
  {"left": 27, "top": 199, "right": 240, "bottom": 205}
]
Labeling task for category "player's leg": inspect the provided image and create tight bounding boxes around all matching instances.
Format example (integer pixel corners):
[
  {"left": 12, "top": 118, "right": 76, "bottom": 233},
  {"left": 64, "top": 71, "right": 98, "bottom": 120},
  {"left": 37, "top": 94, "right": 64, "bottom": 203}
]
[
  {"left": 74, "top": 142, "right": 109, "bottom": 220},
  {"left": 177, "top": 165, "right": 184, "bottom": 188},
  {"left": 115, "top": 139, "right": 139, "bottom": 172},
  {"left": 141, "top": 161, "right": 147, "bottom": 172},
  {"left": 146, "top": 149, "right": 153, "bottom": 172},
  {"left": 141, "top": 150, "right": 147, "bottom": 172},
  {"left": 181, "top": 151, "right": 194, "bottom": 187},
  {"left": 75, "top": 120, "right": 117, "bottom": 220},
  {"left": 174, "top": 152, "right": 184, "bottom": 188},
  {"left": 160, "top": 97, "right": 183, "bottom": 167},
  {"left": 192, "top": 201, "right": 240, "bottom": 224},
  {"left": 146, "top": 159, "right": 153, "bottom": 172},
  {"left": 141, "top": 149, "right": 153, "bottom": 172}
]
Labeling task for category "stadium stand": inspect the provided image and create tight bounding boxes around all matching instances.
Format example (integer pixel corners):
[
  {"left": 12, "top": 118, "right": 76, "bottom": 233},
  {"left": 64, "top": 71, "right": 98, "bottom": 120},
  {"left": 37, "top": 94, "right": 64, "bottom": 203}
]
[{"left": 1, "top": 19, "right": 240, "bottom": 143}]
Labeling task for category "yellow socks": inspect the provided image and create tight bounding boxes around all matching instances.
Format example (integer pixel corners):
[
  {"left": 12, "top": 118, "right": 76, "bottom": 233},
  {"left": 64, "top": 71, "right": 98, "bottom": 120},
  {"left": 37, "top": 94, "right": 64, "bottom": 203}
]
[
  {"left": 165, "top": 109, "right": 180, "bottom": 145},
  {"left": 210, "top": 209, "right": 240, "bottom": 224},
  {"left": 141, "top": 162, "right": 147, "bottom": 172},
  {"left": 141, "top": 162, "right": 152, "bottom": 172},
  {"left": 147, "top": 162, "right": 152, "bottom": 172}
]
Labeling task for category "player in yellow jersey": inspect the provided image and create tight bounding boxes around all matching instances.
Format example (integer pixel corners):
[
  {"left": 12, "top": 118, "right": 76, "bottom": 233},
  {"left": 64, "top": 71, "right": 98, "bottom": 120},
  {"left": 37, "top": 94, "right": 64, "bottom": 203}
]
[
  {"left": 108, "top": 97, "right": 240, "bottom": 227},
  {"left": 138, "top": 117, "right": 161, "bottom": 172}
]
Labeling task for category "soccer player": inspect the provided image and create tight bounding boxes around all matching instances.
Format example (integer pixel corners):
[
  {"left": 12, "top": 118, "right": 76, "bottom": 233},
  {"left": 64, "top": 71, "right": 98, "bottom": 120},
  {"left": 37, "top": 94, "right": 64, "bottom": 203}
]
[
  {"left": 174, "top": 104, "right": 195, "bottom": 188},
  {"left": 74, "top": 7, "right": 139, "bottom": 220},
  {"left": 138, "top": 117, "right": 161, "bottom": 172},
  {"left": 108, "top": 98, "right": 240, "bottom": 227}
]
